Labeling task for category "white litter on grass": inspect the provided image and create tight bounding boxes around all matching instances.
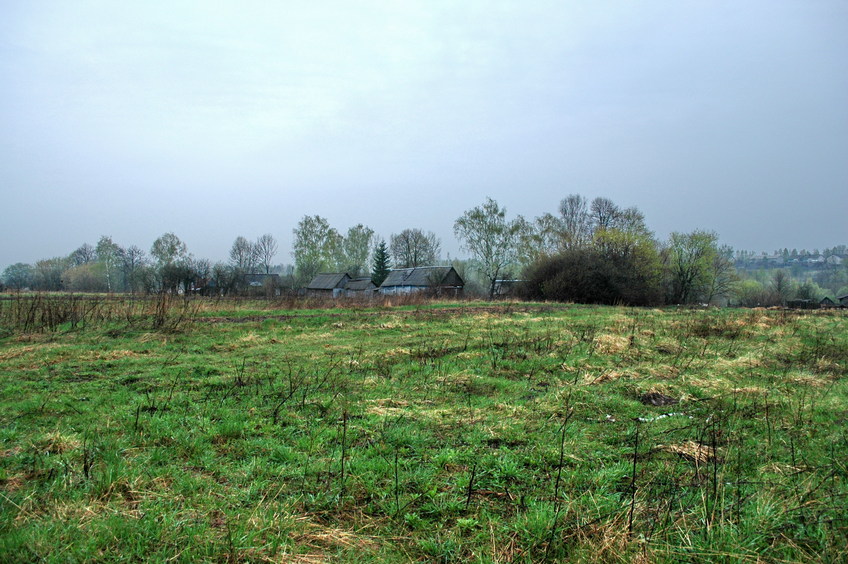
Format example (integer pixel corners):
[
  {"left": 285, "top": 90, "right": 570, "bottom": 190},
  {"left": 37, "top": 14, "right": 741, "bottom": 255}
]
[{"left": 635, "top": 412, "right": 692, "bottom": 423}]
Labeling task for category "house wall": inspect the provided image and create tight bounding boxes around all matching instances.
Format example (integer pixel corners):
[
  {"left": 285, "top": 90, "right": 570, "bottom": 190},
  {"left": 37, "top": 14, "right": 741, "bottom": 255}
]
[{"left": 380, "top": 285, "right": 463, "bottom": 296}]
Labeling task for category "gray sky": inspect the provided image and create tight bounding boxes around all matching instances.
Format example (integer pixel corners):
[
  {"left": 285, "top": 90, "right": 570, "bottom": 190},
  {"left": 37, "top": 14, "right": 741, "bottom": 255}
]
[{"left": 2, "top": 0, "right": 847, "bottom": 268}]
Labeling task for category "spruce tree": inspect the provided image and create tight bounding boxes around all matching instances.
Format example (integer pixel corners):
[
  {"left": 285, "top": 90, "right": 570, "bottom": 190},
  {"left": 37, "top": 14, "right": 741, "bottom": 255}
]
[{"left": 371, "top": 240, "right": 391, "bottom": 286}]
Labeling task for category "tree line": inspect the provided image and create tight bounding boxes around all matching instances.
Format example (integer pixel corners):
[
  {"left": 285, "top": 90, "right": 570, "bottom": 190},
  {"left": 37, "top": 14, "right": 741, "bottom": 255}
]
[
  {"left": 0, "top": 224, "right": 443, "bottom": 295},
  {"left": 3, "top": 196, "right": 845, "bottom": 304}
]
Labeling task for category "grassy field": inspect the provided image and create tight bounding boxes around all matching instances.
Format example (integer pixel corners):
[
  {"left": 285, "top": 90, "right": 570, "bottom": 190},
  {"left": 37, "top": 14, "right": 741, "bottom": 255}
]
[{"left": 1, "top": 295, "right": 846, "bottom": 562}]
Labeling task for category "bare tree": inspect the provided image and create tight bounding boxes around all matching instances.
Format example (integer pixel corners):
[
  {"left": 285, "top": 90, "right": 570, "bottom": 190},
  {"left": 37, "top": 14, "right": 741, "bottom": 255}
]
[
  {"left": 390, "top": 228, "right": 440, "bottom": 268},
  {"left": 558, "top": 194, "right": 592, "bottom": 249},
  {"left": 254, "top": 233, "right": 278, "bottom": 275},
  {"left": 229, "top": 236, "right": 258, "bottom": 273},
  {"left": 121, "top": 245, "right": 148, "bottom": 293},
  {"left": 589, "top": 197, "right": 621, "bottom": 232},
  {"left": 69, "top": 244, "right": 96, "bottom": 266}
]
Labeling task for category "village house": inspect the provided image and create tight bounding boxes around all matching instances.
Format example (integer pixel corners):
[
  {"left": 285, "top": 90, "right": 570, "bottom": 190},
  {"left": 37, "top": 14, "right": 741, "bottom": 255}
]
[
  {"left": 306, "top": 273, "right": 351, "bottom": 298},
  {"left": 820, "top": 297, "right": 836, "bottom": 308},
  {"left": 378, "top": 266, "right": 464, "bottom": 296},
  {"left": 344, "top": 277, "right": 377, "bottom": 297}
]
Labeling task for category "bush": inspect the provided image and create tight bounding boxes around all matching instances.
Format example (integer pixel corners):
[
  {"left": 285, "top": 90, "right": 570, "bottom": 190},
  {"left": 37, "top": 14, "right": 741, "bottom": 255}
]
[{"left": 520, "top": 245, "right": 663, "bottom": 306}]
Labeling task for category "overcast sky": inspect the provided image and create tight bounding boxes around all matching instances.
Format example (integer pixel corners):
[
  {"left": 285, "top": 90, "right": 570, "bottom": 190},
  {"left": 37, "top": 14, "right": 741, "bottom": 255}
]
[{"left": 2, "top": 0, "right": 846, "bottom": 268}]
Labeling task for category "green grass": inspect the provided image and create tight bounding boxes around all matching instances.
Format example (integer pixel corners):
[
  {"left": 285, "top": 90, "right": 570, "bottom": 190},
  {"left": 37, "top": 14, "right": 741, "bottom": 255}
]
[{"left": 1, "top": 296, "right": 847, "bottom": 562}]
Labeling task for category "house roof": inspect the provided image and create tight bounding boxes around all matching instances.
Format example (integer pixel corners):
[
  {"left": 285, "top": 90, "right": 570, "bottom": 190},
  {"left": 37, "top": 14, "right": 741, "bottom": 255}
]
[
  {"left": 307, "top": 273, "right": 350, "bottom": 290},
  {"left": 380, "top": 266, "right": 463, "bottom": 288},
  {"left": 244, "top": 273, "right": 280, "bottom": 282},
  {"left": 345, "top": 278, "right": 376, "bottom": 291}
]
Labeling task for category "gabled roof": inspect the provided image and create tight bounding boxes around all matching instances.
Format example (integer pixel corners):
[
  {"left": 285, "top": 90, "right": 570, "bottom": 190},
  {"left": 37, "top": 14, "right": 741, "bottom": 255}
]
[
  {"left": 345, "top": 277, "right": 376, "bottom": 291},
  {"left": 380, "top": 266, "right": 463, "bottom": 288},
  {"left": 307, "top": 273, "right": 350, "bottom": 290}
]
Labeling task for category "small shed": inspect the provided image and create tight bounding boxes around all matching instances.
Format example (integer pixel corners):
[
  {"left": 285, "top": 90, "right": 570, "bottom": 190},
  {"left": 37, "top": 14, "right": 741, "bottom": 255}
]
[
  {"left": 379, "top": 266, "right": 464, "bottom": 296},
  {"left": 838, "top": 295, "right": 848, "bottom": 307},
  {"left": 820, "top": 297, "right": 836, "bottom": 308},
  {"left": 307, "top": 273, "right": 351, "bottom": 298},
  {"left": 344, "top": 277, "right": 377, "bottom": 297}
]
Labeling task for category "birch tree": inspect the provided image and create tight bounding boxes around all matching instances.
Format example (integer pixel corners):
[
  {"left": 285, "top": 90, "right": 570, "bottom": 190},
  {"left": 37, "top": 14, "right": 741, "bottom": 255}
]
[{"left": 454, "top": 198, "right": 526, "bottom": 299}]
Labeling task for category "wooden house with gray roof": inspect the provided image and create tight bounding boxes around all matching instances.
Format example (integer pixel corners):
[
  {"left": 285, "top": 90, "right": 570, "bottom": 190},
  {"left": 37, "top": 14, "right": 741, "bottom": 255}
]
[
  {"left": 344, "top": 277, "right": 377, "bottom": 297},
  {"left": 307, "top": 273, "right": 351, "bottom": 298},
  {"left": 378, "top": 266, "right": 464, "bottom": 296}
]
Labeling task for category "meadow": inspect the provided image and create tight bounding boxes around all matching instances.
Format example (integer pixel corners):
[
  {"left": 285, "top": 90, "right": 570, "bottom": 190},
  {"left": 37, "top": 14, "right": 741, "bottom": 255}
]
[{"left": 1, "top": 295, "right": 846, "bottom": 562}]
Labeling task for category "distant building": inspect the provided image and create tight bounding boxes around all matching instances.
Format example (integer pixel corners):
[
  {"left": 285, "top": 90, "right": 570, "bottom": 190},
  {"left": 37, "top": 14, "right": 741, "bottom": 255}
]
[
  {"left": 787, "top": 299, "right": 815, "bottom": 310},
  {"left": 820, "top": 297, "right": 836, "bottom": 308},
  {"left": 244, "top": 273, "right": 282, "bottom": 296},
  {"left": 344, "top": 277, "right": 377, "bottom": 297},
  {"left": 378, "top": 266, "right": 464, "bottom": 296},
  {"left": 307, "top": 273, "right": 351, "bottom": 298},
  {"left": 838, "top": 295, "right": 848, "bottom": 307},
  {"left": 825, "top": 255, "right": 844, "bottom": 266}
]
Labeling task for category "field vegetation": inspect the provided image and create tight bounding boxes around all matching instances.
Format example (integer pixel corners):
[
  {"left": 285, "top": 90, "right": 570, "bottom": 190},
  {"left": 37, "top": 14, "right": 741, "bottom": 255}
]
[{"left": 1, "top": 294, "right": 846, "bottom": 562}]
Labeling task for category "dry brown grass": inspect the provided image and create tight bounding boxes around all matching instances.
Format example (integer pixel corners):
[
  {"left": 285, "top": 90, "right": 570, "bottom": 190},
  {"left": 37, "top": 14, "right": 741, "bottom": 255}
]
[
  {"left": 593, "top": 334, "right": 630, "bottom": 355},
  {"left": 655, "top": 441, "right": 717, "bottom": 465}
]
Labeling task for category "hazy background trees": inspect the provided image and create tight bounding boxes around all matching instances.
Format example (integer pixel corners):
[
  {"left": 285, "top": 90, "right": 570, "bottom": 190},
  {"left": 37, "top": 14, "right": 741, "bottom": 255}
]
[
  {"left": 2, "top": 263, "right": 33, "bottom": 290},
  {"left": 1, "top": 196, "right": 842, "bottom": 303}
]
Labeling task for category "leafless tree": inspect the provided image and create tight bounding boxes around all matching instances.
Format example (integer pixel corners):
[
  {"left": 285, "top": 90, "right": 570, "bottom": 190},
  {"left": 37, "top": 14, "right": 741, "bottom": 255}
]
[
  {"left": 229, "top": 236, "right": 258, "bottom": 273},
  {"left": 590, "top": 197, "right": 621, "bottom": 232},
  {"left": 254, "top": 233, "right": 278, "bottom": 274},
  {"left": 69, "top": 243, "right": 96, "bottom": 266},
  {"left": 121, "top": 245, "right": 148, "bottom": 293},
  {"left": 558, "top": 194, "right": 592, "bottom": 249},
  {"left": 390, "top": 228, "right": 440, "bottom": 268}
]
